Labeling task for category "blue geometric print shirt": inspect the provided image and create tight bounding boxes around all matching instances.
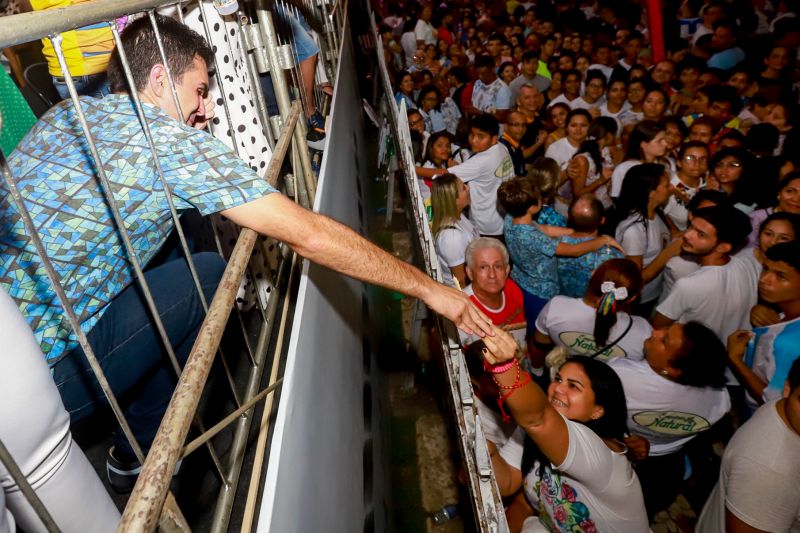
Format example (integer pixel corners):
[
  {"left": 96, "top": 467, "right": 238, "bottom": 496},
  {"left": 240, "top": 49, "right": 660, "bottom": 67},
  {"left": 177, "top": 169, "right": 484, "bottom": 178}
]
[
  {"left": 504, "top": 215, "right": 560, "bottom": 299},
  {"left": 558, "top": 236, "right": 624, "bottom": 297},
  {"left": 0, "top": 95, "right": 276, "bottom": 365}
]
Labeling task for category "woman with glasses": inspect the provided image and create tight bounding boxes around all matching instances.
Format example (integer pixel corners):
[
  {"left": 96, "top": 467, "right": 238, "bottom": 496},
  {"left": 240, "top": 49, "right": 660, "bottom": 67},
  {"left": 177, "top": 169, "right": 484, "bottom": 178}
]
[
  {"left": 705, "top": 147, "right": 757, "bottom": 213},
  {"left": 663, "top": 141, "right": 710, "bottom": 231}
]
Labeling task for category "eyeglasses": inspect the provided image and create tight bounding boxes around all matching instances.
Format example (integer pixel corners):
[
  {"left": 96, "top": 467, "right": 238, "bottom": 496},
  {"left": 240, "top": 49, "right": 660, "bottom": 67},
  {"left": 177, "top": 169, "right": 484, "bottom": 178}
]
[
  {"left": 715, "top": 160, "right": 742, "bottom": 169},
  {"left": 683, "top": 155, "right": 709, "bottom": 163}
]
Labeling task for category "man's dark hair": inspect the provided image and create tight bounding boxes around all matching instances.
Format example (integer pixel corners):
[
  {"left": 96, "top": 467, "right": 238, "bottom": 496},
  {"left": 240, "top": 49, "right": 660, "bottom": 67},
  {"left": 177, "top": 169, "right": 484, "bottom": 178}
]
[
  {"left": 561, "top": 68, "right": 581, "bottom": 82},
  {"left": 671, "top": 322, "right": 728, "bottom": 388},
  {"left": 687, "top": 188, "right": 730, "bottom": 211},
  {"left": 488, "top": 32, "right": 508, "bottom": 45},
  {"left": 470, "top": 113, "right": 500, "bottom": 137},
  {"left": 746, "top": 123, "right": 780, "bottom": 154},
  {"left": 712, "top": 16, "right": 739, "bottom": 38},
  {"left": 108, "top": 15, "right": 214, "bottom": 93},
  {"left": 708, "top": 84, "right": 743, "bottom": 115},
  {"left": 678, "top": 140, "right": 709, "bottom": 160},
  {"left": 585, "top": 69, "right": 607, "bottom": 88},
  {"left": 448, "top": 66, "right": 469, "bottom": 84},
  {"left": 522, "top": 49, "right": 540, "bottom": 63},
  {"left": 765, "top": 241, "right": 800, "bottom": 274},
  {"left": 691, "top": 205, "right": 751, "bottom": 254},
  {"left": 568, "top": 193, "right": 604, "bottom": 233},
  {"left": 475, "top": 54, "right": 496, "bottom": 70}
]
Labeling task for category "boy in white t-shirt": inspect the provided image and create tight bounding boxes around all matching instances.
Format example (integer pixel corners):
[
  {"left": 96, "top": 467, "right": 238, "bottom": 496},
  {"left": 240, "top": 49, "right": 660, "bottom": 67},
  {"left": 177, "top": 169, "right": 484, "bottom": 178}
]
[{"left": 448, "top": 114, "right": 515, "bottom": 237}]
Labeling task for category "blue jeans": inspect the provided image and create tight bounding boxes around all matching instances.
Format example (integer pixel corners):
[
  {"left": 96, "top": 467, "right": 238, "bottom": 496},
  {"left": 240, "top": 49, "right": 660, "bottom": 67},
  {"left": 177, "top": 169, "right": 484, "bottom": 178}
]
[
  {"left": 53, "top": 73, "right": 110, "bottom": 100},
  {"left": 520, "top": 286, "right": 548, "bottom": 339},
  {"left": 52, "top": 252, "right": 226, "bottom": 461}
]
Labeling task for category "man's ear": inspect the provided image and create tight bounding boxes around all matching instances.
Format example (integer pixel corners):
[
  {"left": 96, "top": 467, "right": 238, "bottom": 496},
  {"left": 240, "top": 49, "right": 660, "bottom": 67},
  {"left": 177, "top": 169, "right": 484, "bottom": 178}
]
[
  {"left": 466, "top": 265, "right": 474, "bottom": 281},
  {"left": 148, "top": 64, "right": 168, "bottom": 98},
  {"left": 715, "top": 241, "right": 732, "bottom": 255},
  {"left": 491, "top": 134, "right": 499, "bottom": 145}
]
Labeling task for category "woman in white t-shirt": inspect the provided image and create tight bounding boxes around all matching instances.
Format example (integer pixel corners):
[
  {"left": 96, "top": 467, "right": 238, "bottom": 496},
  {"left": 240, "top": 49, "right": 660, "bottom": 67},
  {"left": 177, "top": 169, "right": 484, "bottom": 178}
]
[
  {"left": 559, "top": 116, "right": 618, "bottom": 212},
  {"left": 534, "top": 258, "right": 652, "bottom": 366},
  {"left": 613, "top": 162, "right": 681, "bottom": 315},
  {"left": 415, "top": 131, "right": 456, "bottom": 219},
  {"left": 546, "top": 109, "right": 591, "bottom": 216},
  {"left": 609, "top": 321, "right": 730, "bottom": 519},
  {"left": 610, "top": 120, "right": 669, "bottom": 199},
  {"left": 432, "top": 173, "right": 478, "bottom": 287},
  {"left": 483, "top": 331, "right": 649, "bottom": 533}
]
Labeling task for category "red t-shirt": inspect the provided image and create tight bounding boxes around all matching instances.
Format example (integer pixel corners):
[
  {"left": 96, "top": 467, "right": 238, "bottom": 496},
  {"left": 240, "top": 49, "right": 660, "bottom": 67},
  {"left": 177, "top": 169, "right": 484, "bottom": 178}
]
[{"left": 464, "top": 280, "right": 527, "bottom": 351}]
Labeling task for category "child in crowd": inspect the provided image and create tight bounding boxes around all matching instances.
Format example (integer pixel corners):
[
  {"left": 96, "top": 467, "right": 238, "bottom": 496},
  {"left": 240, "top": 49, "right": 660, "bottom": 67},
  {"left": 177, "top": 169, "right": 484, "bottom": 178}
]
[{"left": 497, "top": 177, "right": 622, "bottom": 325}]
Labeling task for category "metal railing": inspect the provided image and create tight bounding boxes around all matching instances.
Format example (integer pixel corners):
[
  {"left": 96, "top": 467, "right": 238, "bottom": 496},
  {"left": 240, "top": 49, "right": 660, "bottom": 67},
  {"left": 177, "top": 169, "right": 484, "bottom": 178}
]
[
  {"left": 370, "top": 12, "right": 509, "bottom": 533},
  {"left": 0, "top": 0, "right": 345, "bottom": 529}
]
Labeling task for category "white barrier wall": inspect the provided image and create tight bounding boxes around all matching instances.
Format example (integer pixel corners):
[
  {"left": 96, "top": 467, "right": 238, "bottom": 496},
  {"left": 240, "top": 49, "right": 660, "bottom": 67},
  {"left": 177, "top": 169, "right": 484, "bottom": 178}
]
[{"left": 257, "top": 16, "right": 382, "bottom": 533}]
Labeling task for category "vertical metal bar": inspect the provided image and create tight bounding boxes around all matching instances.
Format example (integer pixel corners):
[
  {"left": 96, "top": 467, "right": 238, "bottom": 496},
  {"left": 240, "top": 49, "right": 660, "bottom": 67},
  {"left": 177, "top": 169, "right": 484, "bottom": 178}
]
[
  {"left": 255, "top": 3, "right": 316, "bottom": 200},
  {"left": 0, "top": 438, "right": 60, "bottom": 533},
  {"left": 237, "top": 14, "right": 276, "bottom": 150}
]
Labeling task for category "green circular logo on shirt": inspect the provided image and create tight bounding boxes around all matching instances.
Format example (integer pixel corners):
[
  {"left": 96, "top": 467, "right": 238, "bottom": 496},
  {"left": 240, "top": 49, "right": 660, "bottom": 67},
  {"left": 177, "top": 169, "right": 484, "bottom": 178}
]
[
  {"left": 558, "top": 331, "right": 626, "bottom": 361},
  {"left": 632, "top": 411, "right": 710, "bottom": 436}
]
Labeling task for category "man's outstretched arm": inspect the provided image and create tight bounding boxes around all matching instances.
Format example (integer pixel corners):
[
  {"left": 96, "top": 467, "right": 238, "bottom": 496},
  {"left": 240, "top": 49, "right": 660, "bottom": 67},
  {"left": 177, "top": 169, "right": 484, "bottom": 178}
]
[{"left": 222, "top": 193, "right": 494, "bottom": 337}]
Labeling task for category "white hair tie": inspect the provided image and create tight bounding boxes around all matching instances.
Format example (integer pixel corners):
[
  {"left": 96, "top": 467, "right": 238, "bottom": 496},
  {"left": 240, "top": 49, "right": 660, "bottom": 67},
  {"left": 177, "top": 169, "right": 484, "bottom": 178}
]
[{"left": 601, "top": 281, "right": 628, "bottom": 301}]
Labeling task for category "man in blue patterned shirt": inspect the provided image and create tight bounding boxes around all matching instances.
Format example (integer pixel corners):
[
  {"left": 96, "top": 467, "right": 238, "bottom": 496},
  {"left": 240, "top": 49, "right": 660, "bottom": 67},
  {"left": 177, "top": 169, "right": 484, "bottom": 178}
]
[
  {"left": 0, "top": 16, "right": 491, "bottom": 490},
  {"left": 558, "top": 194, "right": 624, "bottom": 297}
]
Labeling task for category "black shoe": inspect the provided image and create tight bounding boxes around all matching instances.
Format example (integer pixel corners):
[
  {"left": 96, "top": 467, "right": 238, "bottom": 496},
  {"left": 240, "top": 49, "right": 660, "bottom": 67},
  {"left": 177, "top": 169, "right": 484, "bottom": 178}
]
[
  {"left": 106, "top": 446, "right": 142, "bottom": 493},
  {"left": 106, "top": 446, "right": 183, "bottom": 494}
]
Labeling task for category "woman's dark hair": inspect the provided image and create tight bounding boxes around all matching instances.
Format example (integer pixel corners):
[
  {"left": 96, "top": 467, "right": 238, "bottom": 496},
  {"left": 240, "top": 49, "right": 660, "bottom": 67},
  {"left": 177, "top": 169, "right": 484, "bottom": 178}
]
[
  {"left": 710, "top": 146, "right": 756, "bottom": 206},
  {"left": 612, "top": 162, "right": 667, "bottom": 232},
  {"left": 394, "top": 69, "right": 412, "bottom": 92},
  {"left": 624, "top": 120, "right": 665, "bottom": 161},
  {"left": 663, "top": 115, "right": 688, "bottom": 137},
  {"left": 687, "top": 188, "right": 730, "bottom": 212},
  {"left": 424, "top": 130, "right": 455, "bottom": 166},
  {"left": 585, "top": 259, "right": 643, "bottom": 346},
  {"left": 497, "top": 60, "right": 517, "bottom": 78},
  {"left": 416, "top": 83, "right": 441, "bottom": 111},
  {"left": 521, "top": 356, "right": 629, "bottom": 476},
  {"left": 669, "top": 322, "right": 727, "bottom": 388},
  {"left": 760, "top": 211, "right": 800, "bottom": 242},
  {"left": 497, "top": 177, "right": 541, "bottom": 217},
  {"left": 776, "top": 171, "right": 800, "bottom": 197},
  {"left": 574, "top": 116, "right": 617, "bottom": 171}
]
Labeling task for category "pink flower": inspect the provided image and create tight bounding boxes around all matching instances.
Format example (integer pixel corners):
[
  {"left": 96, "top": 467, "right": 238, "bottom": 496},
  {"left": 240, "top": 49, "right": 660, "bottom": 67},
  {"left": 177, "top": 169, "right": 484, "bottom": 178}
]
[{"left": 552, "top": 505, "right": 568, "bottom": 524}]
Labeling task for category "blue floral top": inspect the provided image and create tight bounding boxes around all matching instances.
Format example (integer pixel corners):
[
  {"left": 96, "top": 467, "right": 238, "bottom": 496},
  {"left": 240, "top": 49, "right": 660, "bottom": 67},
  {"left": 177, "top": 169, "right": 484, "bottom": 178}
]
[
  {"left": 537, "top": 205, "right": 567, "bottom": 227},
  {"left": 504, "top": 215, "right": 560, "bottom": 299},
  {"left": 557, "top": 237, "right": 624, "bottom": 297}
]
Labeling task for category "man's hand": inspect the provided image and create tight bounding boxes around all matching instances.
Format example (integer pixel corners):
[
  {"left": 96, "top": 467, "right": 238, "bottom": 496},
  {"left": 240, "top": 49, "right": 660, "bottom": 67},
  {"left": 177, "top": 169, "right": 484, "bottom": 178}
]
[
  {"left": 481, "top": 325, "right": 518, "bottom": 364},
  {"left": 191, "top": 95, "right": 215, "bottom": 130},
  {"left": 624, "top": 435, "right": 650, "bottom": 463},
  {"left": 423, "top": 283, "right": 494, "bottom": 338},
  {"left": 750, "top": 304, "right": 780, "bottom": 327},
  {"left": 727, "top": 330, "right": 754, "bottom": 363}
]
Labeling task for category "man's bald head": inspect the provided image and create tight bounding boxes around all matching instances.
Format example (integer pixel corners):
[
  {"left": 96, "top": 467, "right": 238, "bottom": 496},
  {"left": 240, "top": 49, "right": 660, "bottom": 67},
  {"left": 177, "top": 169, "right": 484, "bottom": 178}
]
[{"left": 568, "top": 193, "right": 604, "bottom": 233}]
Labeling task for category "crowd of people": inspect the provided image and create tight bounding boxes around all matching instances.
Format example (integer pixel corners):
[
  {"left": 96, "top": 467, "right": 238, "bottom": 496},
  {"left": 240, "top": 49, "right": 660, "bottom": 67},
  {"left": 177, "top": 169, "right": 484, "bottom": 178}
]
[{"left": 381, "top": 0, "right": 800, "bottom": 530}]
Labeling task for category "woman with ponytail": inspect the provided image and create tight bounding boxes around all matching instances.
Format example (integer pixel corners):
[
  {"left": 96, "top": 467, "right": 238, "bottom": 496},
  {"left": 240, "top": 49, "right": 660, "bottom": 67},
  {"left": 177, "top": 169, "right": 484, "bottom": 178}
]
[{"left": 527, "top": 258, "right": 653, "bottom": 371}]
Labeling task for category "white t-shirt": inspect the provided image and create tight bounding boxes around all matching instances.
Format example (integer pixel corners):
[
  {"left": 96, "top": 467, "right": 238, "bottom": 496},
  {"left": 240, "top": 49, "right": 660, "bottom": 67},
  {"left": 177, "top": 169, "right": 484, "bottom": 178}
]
[
  {"left": 570, "top": 95, "right": 605, "bottom": 111},
  {"left": 656, "top": 255, "right": 760, "bottom": 344},
  {"left": 544, "top": 136, "right": 579, "bottom": 171},
  {"left": 610, "top": 160, "right": 641, "bottom": 198},
  {"left": 546, "top": 93, "right": 580, "bottom": 109},
  {"left": 536, "top": 296, "right": 651, "bottom": 362},
  {"left": 608, "top": 357, "right": 731, "bottom": 456},
  {"left": 414, "top": 19, "right": 436, "bottom": 45},
  {"left": 615, "top": 214, "right": 671, "bottom": 303},
  {"left": 435, "top": 215, "right": 480, "bottom": 288},
  {"left": 663, "top": 172, "right": 705, "bottom": 231},
  {"left": 499, "top": 421, "right": 649, "bottom": 532},
  {"left": 697, "top": 400, "right": 800, "bottom": 533},
  {"left": 449, "top": 143, "right": 515, "bottom": 236},
  {"left": 658, "top": 255, "right": 701, "bottom": 304}
]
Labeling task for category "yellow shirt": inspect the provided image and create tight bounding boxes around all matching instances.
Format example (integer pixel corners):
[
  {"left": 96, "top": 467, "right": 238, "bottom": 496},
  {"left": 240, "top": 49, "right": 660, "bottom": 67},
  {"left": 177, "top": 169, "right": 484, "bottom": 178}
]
[{"left": 31, "top": 0, "right": 116, "bottom": 76}]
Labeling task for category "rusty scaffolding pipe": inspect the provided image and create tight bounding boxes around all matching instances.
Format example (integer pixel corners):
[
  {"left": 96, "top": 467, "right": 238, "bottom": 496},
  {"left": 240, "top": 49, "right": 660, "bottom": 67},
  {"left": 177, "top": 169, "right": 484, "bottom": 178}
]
[{"left": 118, "top": 101, "right": 301, "bottom": 532}]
